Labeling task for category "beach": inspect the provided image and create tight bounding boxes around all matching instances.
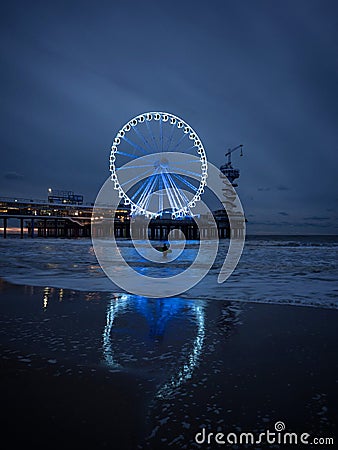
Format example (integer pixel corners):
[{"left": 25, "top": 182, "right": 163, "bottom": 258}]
[{"left": 1, "top": 279, "right": 337, "bottom": 449}]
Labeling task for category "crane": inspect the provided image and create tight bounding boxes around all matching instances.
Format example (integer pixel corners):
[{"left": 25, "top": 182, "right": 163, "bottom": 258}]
[
  {"left": 225, "top": 144, "right": 243, "bottom": 167},
  {"left": 220, "top": 144, "right": 244, "bottom": 187}
]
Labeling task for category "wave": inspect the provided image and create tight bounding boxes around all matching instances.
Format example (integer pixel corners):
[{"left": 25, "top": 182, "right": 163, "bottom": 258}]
[{"left": 0, "top": 237, "right": 337, "bottom": 310}]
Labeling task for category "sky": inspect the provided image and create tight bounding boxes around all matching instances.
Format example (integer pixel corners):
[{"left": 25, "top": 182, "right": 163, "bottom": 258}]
[{"left": 0, "top": 0, "right": 337, "bottom": 234}]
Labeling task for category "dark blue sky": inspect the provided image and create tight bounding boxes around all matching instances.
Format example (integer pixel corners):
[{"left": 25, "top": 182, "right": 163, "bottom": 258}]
[{"left": 1, "top": 0, "right": 337, "bottom": 233}]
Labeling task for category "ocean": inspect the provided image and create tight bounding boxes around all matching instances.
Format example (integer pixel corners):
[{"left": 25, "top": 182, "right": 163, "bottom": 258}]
[{"left": 0, "top": 235, "right": 337, "bottom": 309}]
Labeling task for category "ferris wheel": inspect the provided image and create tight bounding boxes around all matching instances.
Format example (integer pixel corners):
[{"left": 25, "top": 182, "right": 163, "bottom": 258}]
[{"left": 109, "top": 112, "right": 208, "bottom": 218}]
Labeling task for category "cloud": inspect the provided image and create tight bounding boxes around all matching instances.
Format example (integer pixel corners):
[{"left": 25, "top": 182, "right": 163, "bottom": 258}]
[
  {"left": 3, "top": 171, "right": 24, "bottom": 180},
  {"left": 303, "top": 216, "right": 330, "bottom": 221},
  {"left": 278, "top": 212, "right": 289, "bottom": 216},
  {"left": 302, "top": 222, "right": 332, "bottom": 228},
  {"left": 257, "top": 186, "right": 291, "bottom": 192},
  {"left": 276, "top": 185, "right": 290, "bottom": 191}
]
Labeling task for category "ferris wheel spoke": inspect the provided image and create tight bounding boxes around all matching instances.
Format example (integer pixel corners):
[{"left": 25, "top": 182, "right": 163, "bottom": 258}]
[
  {"left": 143, "top": 177, "right": 158, "bottom": 211},
  {"left": 160, "top": 173, "right": 175, "bottom": 211},
  {"left": 136, "top": 175, "right": 156, "bottom": 207},
  {"left": 122, "top": 135, "right": 148, "bottom": 155},
  {"left": 171, "top": 159, "right": 201, "bottom": 164},
  {"left": 131, "top": 125, "right": 154, "bottom": 153},
  {"left": 180, "top": 144, "right": 199, "bottom": 153},
  {"left": 138, "top": 174, "right": 158, "bottom": 210},
  {"left": 160, "top": 118, "right": 164, "bottom": 152},
  {"left": 120, "top": 167, "right": 155, "bottom": 188},
  {"left": 145, "top": 120, "right": 160, "bottom": 153},
  {"left": 173, "top": 173, "right": 198, "bottom": 192},
  {"left": 168, "top": 173, "right": 191, "bottom": 205},
  {"left": 166, "top": 172, "right": 188, "bottom": 210},
  {"left": 165, "top": 171, "right": 186, "bottom": 211},
  {"left": 161, "top": 172, "right": 174, "bottom": 208},
  {"left": 116, "top": 150, "right": 139, "bottom": 159},
  {"left": 168, "top": 172, "right": 190, "bottom": 209},
  {"left": 131, "top": 179, "right": 150, "bottom": 201},
  {"left": 170, "top": 132, "right": 188, "bottom": 152},
  {"left": 171, "top": 167, "right": 202, "bottom": 179},
  {"left": 131, "top": 172, "right": 158, "bottom": 203},
  {"left": 158, "top": 174, "right": 164, "bottom": 213},
  {"left": 165, "top": 123, "right": 177, "bottom": 152},
  {"left": 116, "top": 163, "right": 155, "bottom": 171}
]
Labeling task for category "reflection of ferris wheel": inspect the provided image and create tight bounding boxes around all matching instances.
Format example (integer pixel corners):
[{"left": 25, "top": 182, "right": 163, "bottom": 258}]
[
  {"left": 109, "top": 112, "right": 208, "bottom": 218},
  {"left": 102, "top": 295, "right": 205, "bottom": 398}
]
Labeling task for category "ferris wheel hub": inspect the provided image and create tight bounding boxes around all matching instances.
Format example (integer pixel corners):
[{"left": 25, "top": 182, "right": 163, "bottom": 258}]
[{"left": 154, "top": 157, "right": 169, "bottom": 170}]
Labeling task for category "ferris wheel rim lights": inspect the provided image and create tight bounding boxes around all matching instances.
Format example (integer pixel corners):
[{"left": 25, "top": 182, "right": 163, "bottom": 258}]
[{"left": 109, "top": 112, "right": 208, "bottom": 218}]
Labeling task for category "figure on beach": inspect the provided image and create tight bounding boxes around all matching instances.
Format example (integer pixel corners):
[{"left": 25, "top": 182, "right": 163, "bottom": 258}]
[
  {"left": 155, "top": 242, "right": 171, "bottom": 256},
  {"left": 161, "top": 243, "right": 169, "bottom": 257}
]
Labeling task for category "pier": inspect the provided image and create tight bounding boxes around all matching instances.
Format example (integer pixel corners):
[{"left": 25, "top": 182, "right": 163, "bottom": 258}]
[
  {"left": 0, "top": 144, "right": 246, "bottom": 240},
  {"left": 0, "top": 196, "right": 244, "bottom": 240},
  {"left": 0, "top": 196, "right": 95, "bottom": 239}
]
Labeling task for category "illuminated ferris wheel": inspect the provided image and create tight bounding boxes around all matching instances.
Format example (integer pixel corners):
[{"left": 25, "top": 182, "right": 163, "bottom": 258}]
[{"left": 109, "top": 112, "right": 208, "bottom": 218}]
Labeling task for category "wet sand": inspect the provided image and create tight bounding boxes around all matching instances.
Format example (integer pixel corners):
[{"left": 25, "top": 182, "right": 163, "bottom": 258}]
[
  {"left": 1, "top": 280, "right": 337, "bottom": 449},
  {"left": 1, "top": 356, "right": 146, "bottom": 450}
]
